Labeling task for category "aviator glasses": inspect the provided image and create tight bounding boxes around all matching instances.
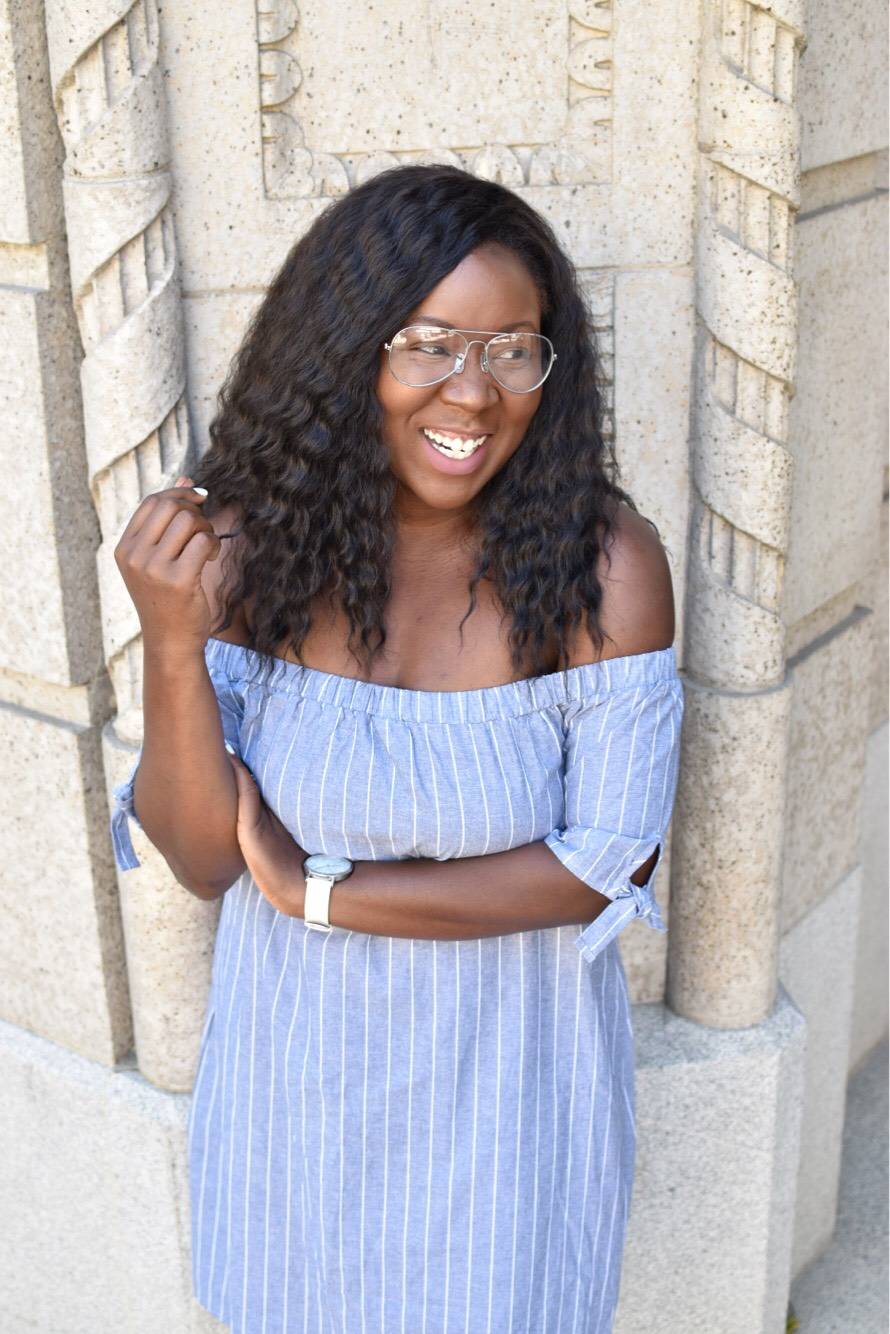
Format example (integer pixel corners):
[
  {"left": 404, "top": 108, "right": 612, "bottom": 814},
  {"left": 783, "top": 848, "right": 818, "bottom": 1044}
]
[{"left": 384, "top": 325, "right": 557, "bottom": 394}]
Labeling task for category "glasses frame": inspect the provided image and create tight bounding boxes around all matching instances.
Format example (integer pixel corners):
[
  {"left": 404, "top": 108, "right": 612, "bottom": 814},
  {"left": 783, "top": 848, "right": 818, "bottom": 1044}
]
[{"left": 383, "top": 324, "right": 557, "bottom": 395}]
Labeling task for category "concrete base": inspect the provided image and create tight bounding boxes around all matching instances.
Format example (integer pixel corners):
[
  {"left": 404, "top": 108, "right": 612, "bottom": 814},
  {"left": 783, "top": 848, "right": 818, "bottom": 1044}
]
[
  {"left": 851, "top": 722, "right": 890, "bottom": 1068},
  {"left": 0, "top": 1020, "right": 224, "bottom": 1334},
  {"left": 780, "top": 867, "right": 862, "bottom": 1276},
  {"left": 616, "top": 985, "right": 807, "bottom": 1334},
  {"left": 0, "top": 989, "right": 808, "bottom": 1334},
  {"left": 789, "top": 1039, "right": 888, "bottom": 1333}
]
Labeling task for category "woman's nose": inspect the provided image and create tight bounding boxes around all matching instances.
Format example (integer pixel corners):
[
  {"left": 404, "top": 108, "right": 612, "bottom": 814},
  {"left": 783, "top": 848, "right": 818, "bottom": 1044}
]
[{"left": 439, "top": 342, "right": 499, "bottom": 404}]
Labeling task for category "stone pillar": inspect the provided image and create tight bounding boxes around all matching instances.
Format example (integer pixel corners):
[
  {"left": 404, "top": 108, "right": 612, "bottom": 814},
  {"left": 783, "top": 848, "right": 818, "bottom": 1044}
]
[
  {"left": 0, "top": 0, "right": 131, "bottom": 1069},
  {"left": 43, "top": 0, "right": 218, "bottom": 1091},
  {"left": 667, "top": 0, "right": 806, "bottom": 1029}
]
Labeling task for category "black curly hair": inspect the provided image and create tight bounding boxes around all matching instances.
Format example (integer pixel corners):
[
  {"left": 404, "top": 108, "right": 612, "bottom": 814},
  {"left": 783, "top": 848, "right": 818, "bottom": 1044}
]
[{"left": 191, "top": 163, "right": 644, "bottom": 685}]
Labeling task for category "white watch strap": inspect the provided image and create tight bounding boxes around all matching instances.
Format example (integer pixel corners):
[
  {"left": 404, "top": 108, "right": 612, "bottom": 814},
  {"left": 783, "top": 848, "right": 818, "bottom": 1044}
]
[{"left": 304, "top": 872, "right": 334, "bottom": 932}]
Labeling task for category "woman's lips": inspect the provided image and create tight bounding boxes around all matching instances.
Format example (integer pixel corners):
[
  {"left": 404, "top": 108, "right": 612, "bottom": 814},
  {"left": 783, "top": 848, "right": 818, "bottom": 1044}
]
[{"left": 418, "top": 428, "right": 491, "bottom": 475}]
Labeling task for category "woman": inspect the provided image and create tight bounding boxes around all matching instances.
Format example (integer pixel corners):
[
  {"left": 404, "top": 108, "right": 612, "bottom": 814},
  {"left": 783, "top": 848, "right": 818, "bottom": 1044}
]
[{"left": 110, "top": 164, "right": 684, "bottom": 1334}]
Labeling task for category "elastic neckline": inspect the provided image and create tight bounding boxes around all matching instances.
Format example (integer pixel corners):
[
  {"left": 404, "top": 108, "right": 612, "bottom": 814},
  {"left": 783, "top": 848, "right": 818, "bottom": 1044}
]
[{"left": 204, "top": 637, "right": 680, "bottom": 723}]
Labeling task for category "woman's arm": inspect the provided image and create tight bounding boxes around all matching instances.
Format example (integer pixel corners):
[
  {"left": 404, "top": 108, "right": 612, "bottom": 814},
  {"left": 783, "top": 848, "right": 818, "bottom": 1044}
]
[
  {"left": 232, "top": 503, "right": 675, "bottom": 939},
  {"left": 118, "top": 490, "right": 248, "bottom": 898},
  {"left": 332, "top": 504, "right": 673, "bottom": 939},
  {"left": 134, "top": 643, "right": 246, "bottom": 898},
  {"left": 319, "top": 841, "right": 660, "bottom": 940}
]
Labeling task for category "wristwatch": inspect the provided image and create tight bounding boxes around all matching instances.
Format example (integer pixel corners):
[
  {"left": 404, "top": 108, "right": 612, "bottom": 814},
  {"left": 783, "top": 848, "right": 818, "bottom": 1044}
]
[{"left": 302, "top": 853, "right": 355, "bottom": 932}]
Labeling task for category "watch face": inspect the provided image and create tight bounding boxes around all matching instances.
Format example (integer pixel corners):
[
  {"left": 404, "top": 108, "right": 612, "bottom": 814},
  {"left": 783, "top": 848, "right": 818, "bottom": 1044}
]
[{"left": 304, "top": 853, "right": 354, "bottom": 878}]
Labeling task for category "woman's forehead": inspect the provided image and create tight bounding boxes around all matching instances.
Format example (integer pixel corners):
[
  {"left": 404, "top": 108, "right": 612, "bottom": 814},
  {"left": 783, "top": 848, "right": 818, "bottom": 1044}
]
[{"left": 406, "top": 249, "right": 542, "bottom": 327}]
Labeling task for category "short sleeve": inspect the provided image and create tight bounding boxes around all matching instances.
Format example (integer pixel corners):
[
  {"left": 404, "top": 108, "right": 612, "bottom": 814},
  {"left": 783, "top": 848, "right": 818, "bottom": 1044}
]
[
  {"left": 109, "top": 648, "right": 247, "bottom": 872},
  {"left": 543, "top": 651, "right": 685, "bottom": 966}
]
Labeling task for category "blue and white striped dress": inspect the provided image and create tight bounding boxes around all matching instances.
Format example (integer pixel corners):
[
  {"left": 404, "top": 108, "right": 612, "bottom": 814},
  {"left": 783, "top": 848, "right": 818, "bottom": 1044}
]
[{"left": 110, "top": 636, "right": 684, "bottom": 1334}]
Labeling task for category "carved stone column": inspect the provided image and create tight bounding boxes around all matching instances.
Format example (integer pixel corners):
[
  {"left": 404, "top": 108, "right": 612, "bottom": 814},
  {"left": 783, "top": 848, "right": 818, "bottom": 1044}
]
[
  {"left": 44, "top": 0, "right": 217, "bottom": 1091},
  {"left": 668, "top": 0, "right": 806, "bottom": 1027}
]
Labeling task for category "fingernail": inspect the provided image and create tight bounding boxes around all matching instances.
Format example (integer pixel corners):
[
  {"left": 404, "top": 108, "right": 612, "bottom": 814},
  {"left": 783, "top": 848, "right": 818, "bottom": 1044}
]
[
  {"left": 224, "top": 741, "right": 235, "bottom": 754},
  {"left": 193, "top": 486, "right": 208, "bottom": 496}
]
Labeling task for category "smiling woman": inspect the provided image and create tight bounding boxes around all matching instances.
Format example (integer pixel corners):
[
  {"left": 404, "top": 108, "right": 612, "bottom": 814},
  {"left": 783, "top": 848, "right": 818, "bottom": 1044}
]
[
  {"left": 109, "top": 163, "right": 684, "bottom": 1334},
  {"left": 377, "top": 246, "right": 549, "bottom": 487}
]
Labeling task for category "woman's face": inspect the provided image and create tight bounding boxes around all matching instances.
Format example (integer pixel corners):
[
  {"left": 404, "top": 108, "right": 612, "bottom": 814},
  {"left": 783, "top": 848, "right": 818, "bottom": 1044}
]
[{"left": 375, "top": 243, "right": 545, "bottom": 524}]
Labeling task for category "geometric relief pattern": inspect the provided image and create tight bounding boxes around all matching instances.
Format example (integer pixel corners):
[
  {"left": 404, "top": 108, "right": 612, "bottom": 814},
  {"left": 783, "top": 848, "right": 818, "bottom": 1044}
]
[
  {"left": 720, "top": 0, "right": 798, "bottom": 103},
  {"left": 255, "top": 0, "right": 613, "bottom": 197},
  {"left": 579, "top": 270, "right": 616, "bottom": 446},
  {"left": 690, "top": 0, "right": 805, "bottom": 682},
  {"left": 710, "top": 336, "right": 789, "bottom": 446},
  {"left": 693, "top": 490, "right": 783, "bottom": 609},
  {"left": 46, "top": 0, "right": 191, "bottom": 729},
  {"left": 710, "top": 160, "right": 794, "bottom": 273}
]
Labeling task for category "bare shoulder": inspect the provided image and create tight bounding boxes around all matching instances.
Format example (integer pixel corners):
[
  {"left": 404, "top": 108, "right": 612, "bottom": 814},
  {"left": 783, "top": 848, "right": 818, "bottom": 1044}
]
[
  {"left": 201, "top": 501, "right": 252, "bottom": 646},
  {"left": 565, "top": 500, "right": 676, "bottom": 666}
]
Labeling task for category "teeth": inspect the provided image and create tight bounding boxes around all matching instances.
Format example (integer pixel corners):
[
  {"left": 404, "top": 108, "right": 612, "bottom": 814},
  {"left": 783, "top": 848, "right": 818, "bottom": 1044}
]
[{"left": 422, "top": 428, "right": 487, "bottom": 459}]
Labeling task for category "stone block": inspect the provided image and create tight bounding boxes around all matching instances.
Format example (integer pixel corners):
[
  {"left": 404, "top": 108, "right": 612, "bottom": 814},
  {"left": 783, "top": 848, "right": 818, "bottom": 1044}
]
[
  {"left": 0, "top": 1019, "right": 225, "bottom": 1333},
  {"left": 609, "top": 0, "right": 698, "bottom": 267},
  {"left": 160, "top": 0, "right": 277, "bottom": 292},
  {"left": 0, "top": 0, "right": 104, "bottom": 692},
  {"left": 0, "top": 705, "right": 131, "bottom": 1066},
  {"left": 291, "top": 0, "right": 568, "bottom": 154},
  {"left": 0, "top": 0, "right": 64, "bottom": 243},
  {"left": 779, "top": 867, "right": 861, "bottom": 1275},
  {"left": 799, "top": 0, "right": 888, "bottom": 172},
  {"left": 863, "top": 477, "right": 888, "bottom": 734},
  {"left": 0, "top": 286, "right": 103, "bottom": 687},
  {"left": 850, "top": 723, "right": 890, "bottom": 1068},
  {"left": 669, "top": 675, "right": 792, "bottom": 1027},
  {"left": 614, "top": 267, "right": 693, "bottom": 661},
  {"left": 685, "top": 518, "right": 786, "bottom": 688},
  {"left": 783, "top": 608, "right": 872, "bottom": 928},
  {"left": 183, "top": 290, "right": 264, "bottom": 453},
  {"left": 105, "top": 723, "right": 221, "bottom": 1093},
  {"left": 617, "top": 985, "right": 807, "bottom": 1333},
  {"left": 784, "top": 188, "right": 888, "bottom": 625},
  {"left": 789, "top": 1039, "right": 889, "bottom": 1332},
  {"left": 0, "top": 290, "right": 65, "bottom": 681},
  {"left": 785, "top": 585, "right": 859, "bottom": 661},
  {"left": 162, "top": 0, "right": 699, "bottom": 292}
]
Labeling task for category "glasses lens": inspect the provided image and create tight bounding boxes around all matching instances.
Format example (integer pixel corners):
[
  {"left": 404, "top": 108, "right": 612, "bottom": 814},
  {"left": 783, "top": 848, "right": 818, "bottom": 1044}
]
[
  {"left": 486, "top": 333, "right": 553, "bottom": 391},
  {"left": 389, "top": 327, "right": 554, "bottom": 392},
  {"left": 389, "top": 327, "right": 466, "bottom": 386}
]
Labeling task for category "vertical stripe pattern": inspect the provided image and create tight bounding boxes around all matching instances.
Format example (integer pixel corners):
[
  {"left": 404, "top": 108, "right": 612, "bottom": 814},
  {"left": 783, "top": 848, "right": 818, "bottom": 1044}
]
[{"left": 111, "top": 638, "right": 684, "bottom": 1333}]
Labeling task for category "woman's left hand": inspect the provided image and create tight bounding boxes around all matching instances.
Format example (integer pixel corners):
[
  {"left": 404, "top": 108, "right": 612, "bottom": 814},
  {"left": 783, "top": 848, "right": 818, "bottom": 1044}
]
[{"left": 226, "top": 747, "right": 306, "bottom": 917}]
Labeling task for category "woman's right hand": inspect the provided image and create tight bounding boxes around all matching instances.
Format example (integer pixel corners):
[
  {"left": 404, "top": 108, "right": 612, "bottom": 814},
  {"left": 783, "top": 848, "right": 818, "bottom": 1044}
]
[{"left": 114, "top": 475, "right": 222, "bottom": 657}]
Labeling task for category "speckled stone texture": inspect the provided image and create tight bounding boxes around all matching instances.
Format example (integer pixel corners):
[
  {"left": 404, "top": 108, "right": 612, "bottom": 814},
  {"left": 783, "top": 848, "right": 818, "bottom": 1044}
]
[
  {"left": 789, "top": 1039, "right": 889, "bottom": 1333},
  {"left": 0, "top": 0, "right": 885, "bottom": 1327},
  {"left": 0, "top": 1018, "right": 226, "bottom": 1334},
  {"left": 617, "top": 986, "right": 807, "bottom": 1334},
  {"left": 779, "top": 869, "right": 862, "bottom": 1274}
]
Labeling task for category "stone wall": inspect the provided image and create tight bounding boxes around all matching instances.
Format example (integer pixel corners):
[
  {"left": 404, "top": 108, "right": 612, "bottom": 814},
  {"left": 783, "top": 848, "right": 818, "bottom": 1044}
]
[{"left": 0, "top": 0, "right": 885, "bottom": 1328}]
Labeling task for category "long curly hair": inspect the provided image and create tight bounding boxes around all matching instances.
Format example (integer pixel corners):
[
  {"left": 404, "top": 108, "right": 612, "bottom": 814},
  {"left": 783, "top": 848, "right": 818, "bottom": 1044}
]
[{"left": 191, "top": 163, "right": 644, "bottom": 685}]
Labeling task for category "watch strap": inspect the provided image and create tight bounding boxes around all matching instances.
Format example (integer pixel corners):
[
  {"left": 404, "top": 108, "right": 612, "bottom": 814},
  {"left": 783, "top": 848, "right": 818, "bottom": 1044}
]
[{"left": 304, "top": 872, "right": 335, "bottom": 932}]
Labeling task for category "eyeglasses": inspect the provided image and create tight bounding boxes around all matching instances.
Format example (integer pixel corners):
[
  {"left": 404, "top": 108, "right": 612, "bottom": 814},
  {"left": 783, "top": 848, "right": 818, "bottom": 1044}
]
[{"left": 383, "top": 325, "right": 557, "bottom": 394}]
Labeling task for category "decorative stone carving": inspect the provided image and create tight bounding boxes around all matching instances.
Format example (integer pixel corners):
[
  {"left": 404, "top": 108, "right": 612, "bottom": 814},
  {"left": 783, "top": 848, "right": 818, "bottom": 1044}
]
[
  {"left": 254, "top": 0, "right": 613, "bottom": 197},
  {"left": 43, "top": 0, "right": 192, "bottom": 741},
  {"left": 689, "top": 0, "right": 804, "bottom": 690},
  {"left": 44, "top": 0, "right": 214, "bottom": 1092},
  {"left": 579, "top": 270, "right": 615, "bottom": 444},
  {"left": 669, "top": 0, "right": 806, "bottom": 1027}
]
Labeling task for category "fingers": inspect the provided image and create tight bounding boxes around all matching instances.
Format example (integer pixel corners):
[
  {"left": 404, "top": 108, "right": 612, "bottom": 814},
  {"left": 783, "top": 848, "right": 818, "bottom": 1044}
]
[
  {"left": 173, "top": 526, "right": 223, "bottom": 577},
  {"left": 153, "top": 508, "right": 220, "bottom": 564},
  {"left": 123, "top": 475, "right": 208, "bottom": 545},
  {"left": 226, "top": 749, "right": 263, "bottom": 831}
]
